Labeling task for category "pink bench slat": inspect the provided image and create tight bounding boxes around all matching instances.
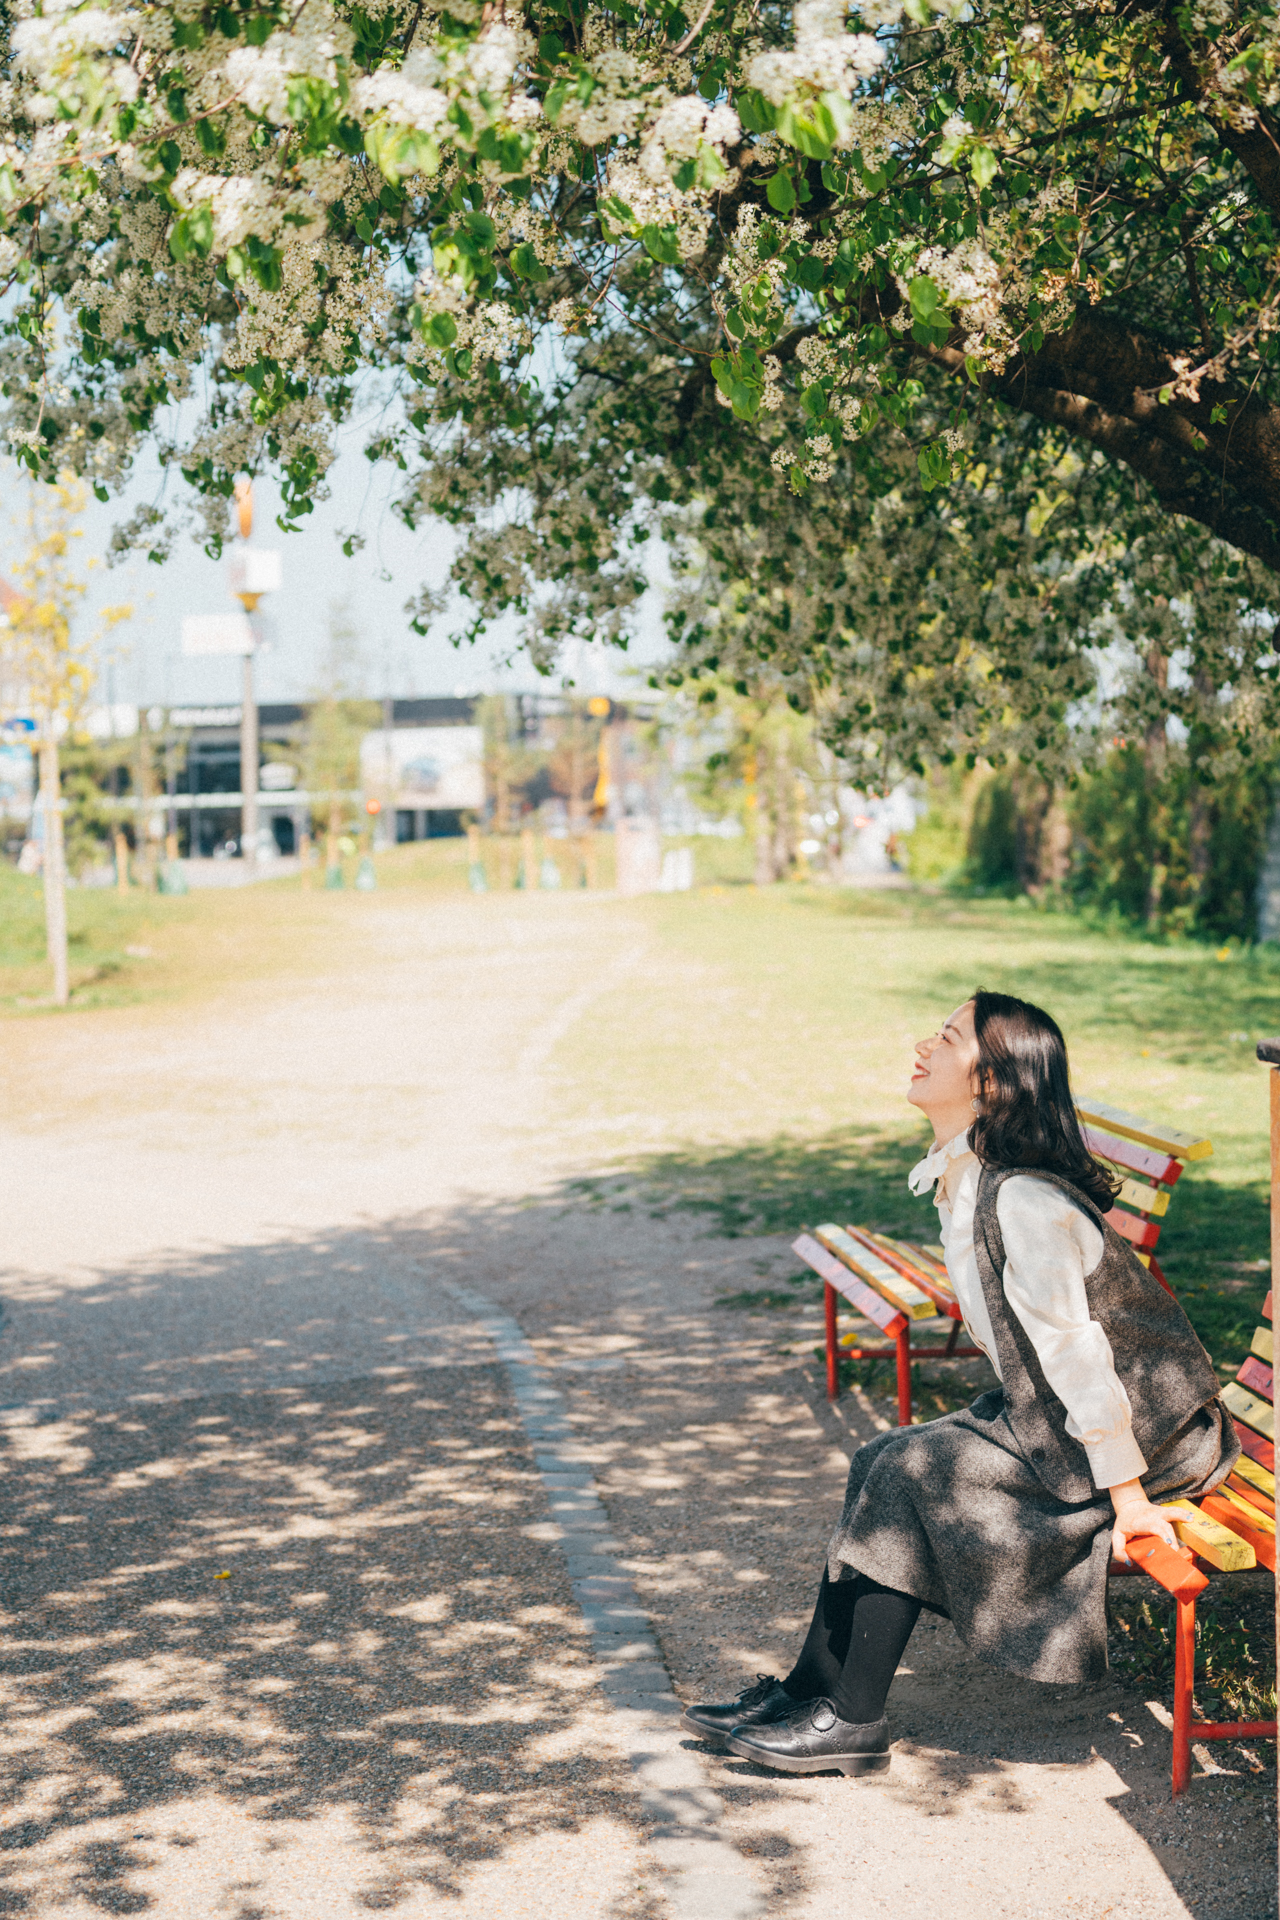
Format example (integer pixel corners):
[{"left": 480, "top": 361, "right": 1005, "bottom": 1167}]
[
  {"left": 1082, "top": 1124, "right": 1185, "bottom": 1186},
  {"left": 793, "top": 1234, "right": 907, "bottom": 1336}
]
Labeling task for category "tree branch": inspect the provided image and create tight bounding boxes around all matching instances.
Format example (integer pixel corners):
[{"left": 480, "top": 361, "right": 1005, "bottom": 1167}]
[
  {"left": 919, "top": 306, "right": 1280, "bottom": 573},
  {"left": 1150, "top": 0, "right": 1280, "bottom": 219}
]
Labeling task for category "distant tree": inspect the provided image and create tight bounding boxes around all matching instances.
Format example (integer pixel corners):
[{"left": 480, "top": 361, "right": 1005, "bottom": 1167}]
[{"left": 0, "top": 477, "right": 129, "bottom": 1003}]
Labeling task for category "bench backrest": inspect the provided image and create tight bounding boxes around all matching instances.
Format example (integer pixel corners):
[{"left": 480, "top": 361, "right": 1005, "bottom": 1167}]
[
  {"left": 1074, "top": 1095, "right": 1213, "bottom": 1290},
  {"left": 804, "top": 1098, "right": 1213, "bottom": 1322}
]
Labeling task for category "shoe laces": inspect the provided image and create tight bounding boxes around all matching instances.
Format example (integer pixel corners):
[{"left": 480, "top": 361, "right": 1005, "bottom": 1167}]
[{"left": 737, "top": 1672, "right": 781, "bottom": 1706}]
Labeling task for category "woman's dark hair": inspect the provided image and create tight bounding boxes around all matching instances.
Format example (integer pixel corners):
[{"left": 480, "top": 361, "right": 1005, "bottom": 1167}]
[{"left": 969, "top": 989, "right": 1120, "bottom": 1210}]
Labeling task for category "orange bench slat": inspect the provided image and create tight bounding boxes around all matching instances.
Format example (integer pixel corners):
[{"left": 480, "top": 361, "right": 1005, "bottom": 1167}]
[
  {"left": 1226, "top": 1471, "right": 1275, "bottom": 1519},
  {"left": 1265, "top": 1290, "right": 1274, "bottom": 1325},
  {"left": 856, "top": 1229, "right": 962, "bottom": 1318},
  {"left": 1124, "top": 1534, "right": 1209, "bottom": 1600},
  {"left": 1200, "top": 1495, "right": 1278, "bottom": 1574},
  {"left": 1105, "top": 1206, "right": 1162, "bottom": 1251}
]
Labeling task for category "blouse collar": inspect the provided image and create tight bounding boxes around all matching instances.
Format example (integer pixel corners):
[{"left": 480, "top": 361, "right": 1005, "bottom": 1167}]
[{"left": 907, "top": 1127, "right": 975, "bottom": 1195}]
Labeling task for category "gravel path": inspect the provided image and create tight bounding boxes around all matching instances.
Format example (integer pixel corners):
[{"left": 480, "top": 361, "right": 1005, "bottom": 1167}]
[{"left": 0, "top": 889, "right": 1273, "bottom": 1917}]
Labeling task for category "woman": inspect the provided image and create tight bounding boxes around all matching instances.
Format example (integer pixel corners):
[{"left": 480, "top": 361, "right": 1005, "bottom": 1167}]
[{"left": 681, "top": 989, "right": 1238, "bottom": 1777}]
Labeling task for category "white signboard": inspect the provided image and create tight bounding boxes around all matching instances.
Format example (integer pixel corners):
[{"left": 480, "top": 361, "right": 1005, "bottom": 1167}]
[
  {"left": 360, "top": 726, "right": 484, "bottom": 810},
  {"left": 182, "top": 613, "right": 254, "bottom": 656}
]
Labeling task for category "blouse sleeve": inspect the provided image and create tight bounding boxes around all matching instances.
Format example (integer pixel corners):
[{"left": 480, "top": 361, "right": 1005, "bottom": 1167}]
[{"left": 995, "top": 1176, "right": 1148, "bottom": 1490}]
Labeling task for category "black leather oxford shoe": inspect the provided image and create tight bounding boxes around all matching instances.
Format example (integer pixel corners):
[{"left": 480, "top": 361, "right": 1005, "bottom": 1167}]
[
  {"left": 725, "top": 1699, "right": 891, "bottom": 1776},
  {"left": 680, "top": 1674, "right": 795, "bottom": 1748}
]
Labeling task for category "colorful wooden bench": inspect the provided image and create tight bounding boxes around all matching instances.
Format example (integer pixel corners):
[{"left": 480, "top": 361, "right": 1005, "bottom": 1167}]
[
  {"left": 793, "top": 1090, "right": 1278, "bottom": 1796},
  {"left": 795, "top": 1095, "right": 1213, "bottom": 1427},
  {"left": 1114, "top": 1279, "right": 1275, "bottom": 1795}
]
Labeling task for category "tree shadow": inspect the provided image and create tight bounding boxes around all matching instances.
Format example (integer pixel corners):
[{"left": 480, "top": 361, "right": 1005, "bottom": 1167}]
[
  {"left": 0, "top": 1179, "right": 1272, "bottom": 1918},
  {"left": 0, "top": 1286, "right": 662, "bottom": 1916}
]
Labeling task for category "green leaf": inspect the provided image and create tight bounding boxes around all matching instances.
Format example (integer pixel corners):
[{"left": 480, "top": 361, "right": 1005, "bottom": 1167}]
[
  {"left": 641, "top": 223, "right": 682, "bottom": 265},
  {"left": 735, "top": 88, "right": 775, "bottom": 134},
  {"left": 766, "top": 169, "right": 796, "bottom": 214},
  {"left": 969, "top": 144, "right": 998, "bottom": 189},
  {"left": 510, "top": 241, "right": 549, "bottom": 282},
  {"left": 423, "top": 311, "right": 458, "bottom": 348},
  {"left": 908, "top": 274, "right": 940, "bottom": 322},
  {"left": 168, "top": 203, "right": 213, "bottom": 263},
  {"left": 695, "top": 145, "right": 727, "bottom": 189}
]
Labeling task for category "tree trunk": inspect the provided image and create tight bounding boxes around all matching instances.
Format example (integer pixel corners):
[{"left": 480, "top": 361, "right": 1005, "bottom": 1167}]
[
  {"left": 1257, "top": 793, "right": 1280, "bottom": 944},
  {"left": 749, "top": 746, "right": 774, "bottom": 884},
  {"left": 135, "top": 707, "right": 155, "bottom": 890},
  {"left": 39, "top": 734, "right": 69, "bottom": 1007},
  {"left": 326, "top": 798, "right": 343, "bottom": 884},
  {"left": 1143, "top": 644, "right": 1169, "bottom": 927},
  {"left": 1013, "top": 774, "right": 1053, "bottom": 892},
  {"left": 771, "top": 739, "right": 791, "bottom": 879}
]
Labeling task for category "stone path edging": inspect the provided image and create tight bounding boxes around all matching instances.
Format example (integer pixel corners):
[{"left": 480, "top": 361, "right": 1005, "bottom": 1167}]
[{"left": 444, "top": 1282, "right": 765, "bottom": 1920}]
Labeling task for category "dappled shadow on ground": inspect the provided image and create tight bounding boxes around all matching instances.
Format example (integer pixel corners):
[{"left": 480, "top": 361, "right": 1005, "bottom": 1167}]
[
  {"left": 0, "top": 1165, "right": 1274, "bottom": 1919},
  {"left": 0, "top": 1347, "right": 656, "bottom": 1917},
  {"left": 559, "top": 1117, "right": 1269, "bottom": 1372},
  {"left": 416, "top": 1183, "right": 1275, "bottom": 1920}
]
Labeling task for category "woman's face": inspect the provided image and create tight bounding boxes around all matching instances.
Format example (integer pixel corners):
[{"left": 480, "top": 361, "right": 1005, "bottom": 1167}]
[{"left": 908, "top": 1000, "right": 981, "bottom": 1131}]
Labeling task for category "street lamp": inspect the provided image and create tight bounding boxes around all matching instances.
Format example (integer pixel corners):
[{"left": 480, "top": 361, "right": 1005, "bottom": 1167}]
[
  {"left": 227, "top": 481, "right": 280, "bottom": 868},
  {"left": 179, "top": 481, "right": 280, "bottom": 869}
]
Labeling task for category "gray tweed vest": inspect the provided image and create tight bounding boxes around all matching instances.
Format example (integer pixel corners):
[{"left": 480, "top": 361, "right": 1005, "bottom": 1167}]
[{"left": 972, "top": 1166, "right": 1222, "bottom": 1503}]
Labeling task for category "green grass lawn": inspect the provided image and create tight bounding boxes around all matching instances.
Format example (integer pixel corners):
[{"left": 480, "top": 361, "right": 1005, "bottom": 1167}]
[
  {"left": 4, "top": 849, "right": 1274, "bottom": 1372},
  {"left": 560, "top": 879, "right": 1280, "bottom": 1379}
]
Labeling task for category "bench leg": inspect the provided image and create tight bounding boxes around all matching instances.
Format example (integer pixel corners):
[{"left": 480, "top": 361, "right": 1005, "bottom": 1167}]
[
  {"left": 1172, "top": 1593, "right": 1196, "bottom": 1797},
  {"left": 825, "top": 1282, "right": 839, "bottom": 1401},
  {"left": 896, "top": 1324, "right": 912, "bottom": 1427}
]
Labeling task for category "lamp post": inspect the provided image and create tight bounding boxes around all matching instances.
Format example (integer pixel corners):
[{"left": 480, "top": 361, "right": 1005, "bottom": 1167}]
[
  {"left": 227, "top": 481, "right": 281, "bottom": 869},
  {"left": 179, "top": 488, "right": 281, "bottom": 869}
]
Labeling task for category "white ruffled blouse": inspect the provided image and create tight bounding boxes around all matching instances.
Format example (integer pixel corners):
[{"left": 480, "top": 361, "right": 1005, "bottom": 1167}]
[{"left": 908, "top": 1131, "right": 1147, "bottom": 1490}]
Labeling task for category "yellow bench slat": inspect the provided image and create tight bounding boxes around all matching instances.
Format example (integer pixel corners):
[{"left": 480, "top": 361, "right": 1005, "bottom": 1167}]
[
  {"left": 1223, "top": 1380, "right": 1276, "bottom": 1441},
  {"left": 813, "top": 1225, "right": 936, "bottom": 1321},
  {"left": 1217, "top": 1484, "right": 1276, "bottom": 1535},
  {"left": 1233, "top": 1454, "right": 1276, "bottom": 1500},
  {"left": 1074, "top": 1096, "right": 1213, "bottom": 1162},
  {"left": 1115, "top": 1176, "right": 1171, "bottom": 1218},
  {"left": 1161, "top": 1502, "right": 1257, "bottom": 1571},
  {"left": 1252, "top": 1325, "right": 1274, "bottom": 1365}
]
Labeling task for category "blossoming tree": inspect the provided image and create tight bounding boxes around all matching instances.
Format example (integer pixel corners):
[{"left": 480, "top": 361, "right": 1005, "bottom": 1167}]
[
  {"left": 2, "top": 476, "right": 130, "bottom": 1004},
  {"left": 1, "top": 0, "right": 1278, "bottom": 768}
]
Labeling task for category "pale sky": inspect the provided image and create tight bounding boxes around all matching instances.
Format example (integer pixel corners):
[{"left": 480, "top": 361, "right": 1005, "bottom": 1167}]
[{"left": 0, "top": 410, "right": 671, "bottom": 714}]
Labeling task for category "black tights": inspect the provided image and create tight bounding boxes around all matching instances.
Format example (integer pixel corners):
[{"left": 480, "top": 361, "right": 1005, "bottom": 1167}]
[{"left": 783, "top": 1570, "right": 921, "bottom": 1725}]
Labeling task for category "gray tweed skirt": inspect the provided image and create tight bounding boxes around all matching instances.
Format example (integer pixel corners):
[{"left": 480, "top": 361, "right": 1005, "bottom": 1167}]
[{"left": 827, "top": 1389, "right": 1235, "bottom": 1684}]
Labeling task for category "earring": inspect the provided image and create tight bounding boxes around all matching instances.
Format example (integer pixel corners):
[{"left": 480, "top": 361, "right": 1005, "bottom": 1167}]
[{"left": 971, "top": 1097, "right": 981, "bottom": 1113}]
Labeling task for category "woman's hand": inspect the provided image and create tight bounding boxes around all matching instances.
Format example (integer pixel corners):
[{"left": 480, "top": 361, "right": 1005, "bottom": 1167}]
[{"left": 1109, "top": 1480, "right": 1194, "bottom": 1565}]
